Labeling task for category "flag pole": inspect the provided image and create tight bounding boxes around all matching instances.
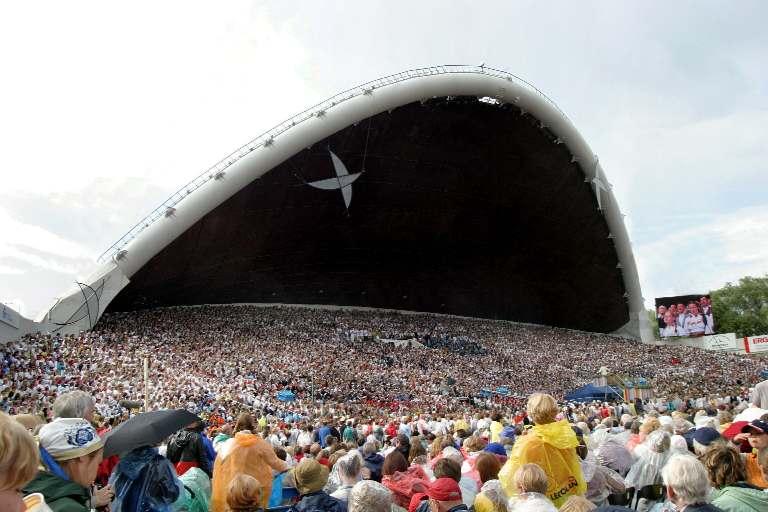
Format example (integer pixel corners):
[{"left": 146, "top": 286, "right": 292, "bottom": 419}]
[{"left": 143, "top": 356, "right": 149, "bottom": 412}]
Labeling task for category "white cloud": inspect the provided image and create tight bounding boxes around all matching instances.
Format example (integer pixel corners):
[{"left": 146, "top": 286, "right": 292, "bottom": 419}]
[
  {"left": 0, "top": 1, "right": 317, "bottom": 195},
  {"left": 635, "top": 205, "right": 768, "bottom": 307},
  {"left": 0, "top": 177, "right": 171, "bottom": 251},
  {"left": 0, "top": 207, "right": 93, "bottom": 262},
  {"left": 0, "top": 265, "right": 24, "bottom": 275}
]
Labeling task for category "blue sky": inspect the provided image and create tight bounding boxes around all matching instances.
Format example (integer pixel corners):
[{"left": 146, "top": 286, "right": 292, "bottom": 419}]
[{"left": 1, "top": 1, "right": 766, "bottom": 317}]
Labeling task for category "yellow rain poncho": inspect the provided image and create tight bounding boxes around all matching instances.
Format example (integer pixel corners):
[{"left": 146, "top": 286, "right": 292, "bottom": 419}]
[
  {"left": 490, "top": 420, "right": 504, "bottom": 443},
  {"left": 498, "top": 420, "right": 586, "bottom": 508}
]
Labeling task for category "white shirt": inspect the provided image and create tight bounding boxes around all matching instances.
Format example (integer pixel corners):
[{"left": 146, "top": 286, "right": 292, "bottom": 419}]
[
  {"left": 297, "top": 431, "right": 312, "bottom": 447},
  {"left": 660, "top": 325, "right": 677, "bottom": 337},
  {"left": 684, "top": 314, "right": 706, "bottom": 335}
]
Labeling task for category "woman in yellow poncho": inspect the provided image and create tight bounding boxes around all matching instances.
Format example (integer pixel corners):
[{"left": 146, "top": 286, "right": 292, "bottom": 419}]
[
  {"left": 210, "top": 414, "right": 287, "bottom": 512},
  {"left": 490, "top": 412, "right": 504, "bottom": 443},
  {"left": 498, "top": 393, "right": 586, "bottom": 508}
]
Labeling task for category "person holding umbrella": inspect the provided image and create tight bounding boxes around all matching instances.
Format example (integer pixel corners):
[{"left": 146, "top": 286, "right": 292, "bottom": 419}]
[
  {"left": 102, "top": 409, "right": 206, "bottom": 512},
  {"left": 167, "top": 420, "right": 213, "bottom": 477},
  {"left": 108, "top": 446, "right": 182, "bottom": 512}
]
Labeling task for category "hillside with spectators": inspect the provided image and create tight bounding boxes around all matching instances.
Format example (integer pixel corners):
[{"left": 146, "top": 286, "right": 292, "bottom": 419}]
[{"left": 2, "top": 305, "right": 762, "bottom": 420}]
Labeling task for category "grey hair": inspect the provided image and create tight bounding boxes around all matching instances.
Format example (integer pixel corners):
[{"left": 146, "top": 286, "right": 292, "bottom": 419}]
[
  {"left": 336, "top": 450, "right": 363, "bottom": 479},
  {"left": 53, "top": 390, "right": 95, "bottom": 419},
  {"left": 362, "top": 441, "right": 378, "bottom": 456},
  {"left": 672, "top": 418, "right": 692, "bottom": 435},
  {"left": 661, "top": 454, "right": 711, "bottom": 506},
  {"left": 348, "top": 480, "right": 392, "bottom": 512},
  {"left": 647, "top": 430, "right": 671, "bottom": 454}
]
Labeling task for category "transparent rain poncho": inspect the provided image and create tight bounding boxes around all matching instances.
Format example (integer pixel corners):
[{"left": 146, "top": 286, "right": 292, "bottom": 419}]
[
  {"left": 173, "top": 468, "right": 211, "bottom": 512},
  {"left": 477, "top": 479, "right": 509, "bottom": 511},
  {"left": 324, "top": 449, "right": 364, "bottom": 494},
  {"left": 508, "top": 491, "right": 558, "bottom": 512},
  {"left": 588, "top": 429, "right": 633, "bottom": 477},
  {"left": 624, "top": 431, "right": 671, "bottom": 489}
]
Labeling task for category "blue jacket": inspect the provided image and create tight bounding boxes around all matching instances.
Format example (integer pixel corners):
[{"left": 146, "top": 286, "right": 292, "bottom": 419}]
[
  {"left": 318, "top": 426, "right": 332, "bottom": 447},
  {"left": 201, "top": 434, "right": 216, "bottom": 467},
  {"left": 109, "top": 447, "right": 182, "bottom": 512},
  {"left": 290, "top": 491, "right": 347, "bottom": 512},
  {"left": 363, "top": 452, "right": 384, "bottom": 482}
]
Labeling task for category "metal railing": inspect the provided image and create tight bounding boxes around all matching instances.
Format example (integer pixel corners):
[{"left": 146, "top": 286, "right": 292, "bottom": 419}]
[{"left": 97, "top": 65, "right": 569, "bottom": 263}]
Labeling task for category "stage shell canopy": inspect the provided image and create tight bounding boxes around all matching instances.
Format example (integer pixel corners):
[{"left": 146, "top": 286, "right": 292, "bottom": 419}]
[{"left": 30, "top": 65, "right": 651, "bottom": 341}]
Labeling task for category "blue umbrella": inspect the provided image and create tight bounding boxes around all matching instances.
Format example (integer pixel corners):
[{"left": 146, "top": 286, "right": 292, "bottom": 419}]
[{"left": 276, "top": 389, "right": 296, "bottom": 402}]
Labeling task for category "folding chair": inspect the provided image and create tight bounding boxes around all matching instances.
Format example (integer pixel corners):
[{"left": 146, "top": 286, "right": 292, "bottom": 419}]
[
  {"left": 607, "top": 487, "right": 635, "bottom": 507},
  {"left": 633, "top": 483, "right": 665, "bottom": 510}
]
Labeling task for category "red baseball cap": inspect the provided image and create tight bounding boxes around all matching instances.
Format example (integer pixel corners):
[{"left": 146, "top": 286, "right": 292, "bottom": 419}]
[
  {"left": 721, "top": 421, "right": 749, "bottom": 440},
  {"left": 427, "top": 477, "right": 462, "bottom": 501}
]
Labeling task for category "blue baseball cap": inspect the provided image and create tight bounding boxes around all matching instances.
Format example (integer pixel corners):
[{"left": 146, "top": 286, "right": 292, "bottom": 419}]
[
  {"left": 741, "top": 419, "right": 768, "bottom": 435},
  {"left": 484, "top": 442, "right": 507, "bottom": 457}
]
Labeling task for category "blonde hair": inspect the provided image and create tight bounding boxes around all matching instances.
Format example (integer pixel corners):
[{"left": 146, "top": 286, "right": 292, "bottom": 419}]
[
  {"left": 526, "top": 393, "right": 558, "bottom": 425},
  {"left": 327, "top": 449, "right": 347, "bottom": 469},
  {"left": 640, "top": 418, "right": 661, "bottom": 435},
  {"left": 464, "top": 435, "right": 486, "bottom": 453},
  {"left": 0, "top": 411, "right": 39, "bottom": 491},
  {"left": 227, "top": 474, "right": 263, "bottom": 511},
  {"left": 560, "top": 495, "right": 597, "bottom": 512},
  {"left": 700, "top": 445, "right": 745, "bottom": 488},
  {"left": 514, "top": 463, "right": 548, "bottom": 494}
]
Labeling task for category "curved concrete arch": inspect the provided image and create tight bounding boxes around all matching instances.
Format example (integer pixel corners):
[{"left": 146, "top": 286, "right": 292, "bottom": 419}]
[{"left": 29, "top": 65, "right": 650, "bottom": 341}]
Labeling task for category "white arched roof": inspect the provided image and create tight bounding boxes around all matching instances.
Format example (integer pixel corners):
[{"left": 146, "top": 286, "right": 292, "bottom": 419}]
[{"left": 28, "top": 65, "right": 650, "bottom": 341}]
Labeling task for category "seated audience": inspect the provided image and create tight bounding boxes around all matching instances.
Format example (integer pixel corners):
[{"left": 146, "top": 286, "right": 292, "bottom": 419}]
[
  {"left": 348, "top": 480, "right": 392, "bottom": 512},
  {"left": 701, "top": 445, "right": 768, "bottom": 512},
  {"left": 227, "top": 474, "right": 264, "bottom": 512},
  {"left": 661, "top": 455, "right": 721, "bottom": 512}
]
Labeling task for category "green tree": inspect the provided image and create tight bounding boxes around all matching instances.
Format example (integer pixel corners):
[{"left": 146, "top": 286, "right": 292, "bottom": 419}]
[
  {"left": 711, "top": 275, "right": 768, "bottom": 338},
  {"left": 647, "top": 308, "right": 659, "bottom": 339}
]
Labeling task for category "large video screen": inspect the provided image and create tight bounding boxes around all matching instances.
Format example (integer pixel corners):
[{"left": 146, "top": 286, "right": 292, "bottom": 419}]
[{"left": 654, "top": 294, "right": 715, "bottom": 338}]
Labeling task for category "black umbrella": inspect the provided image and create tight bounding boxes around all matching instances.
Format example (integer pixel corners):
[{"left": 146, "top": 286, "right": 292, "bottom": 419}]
[{"left": 103, "top": 409, "right": 202, "bottom": 457}]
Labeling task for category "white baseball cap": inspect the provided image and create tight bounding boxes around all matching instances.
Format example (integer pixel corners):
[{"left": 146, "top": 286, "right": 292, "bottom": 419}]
[{"left": 39, "top": 418, "right": 103, "bottom": 461}]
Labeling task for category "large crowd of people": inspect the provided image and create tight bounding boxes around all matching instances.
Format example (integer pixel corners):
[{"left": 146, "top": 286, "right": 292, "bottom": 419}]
[
  {"left": 2, "top": 304, "right": 768, "bottom": 512},
  {"left": 3, "top": 386, "right": 768, "bottom": 512},
  {"left": 1, "top": 305, "right": 763, "bottom": 422}
]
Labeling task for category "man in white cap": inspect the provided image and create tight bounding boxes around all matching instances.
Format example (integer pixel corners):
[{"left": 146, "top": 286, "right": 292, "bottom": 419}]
[{"left": 23, "top": 418, "right": 105, "bottom": 512}]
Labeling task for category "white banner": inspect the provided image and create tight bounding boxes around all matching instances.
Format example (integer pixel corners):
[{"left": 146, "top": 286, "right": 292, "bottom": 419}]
[
  {"left": 702, "top": 332, "right": 738, "bottom": 351},
  {"left": 658, "top": 332, "right": 739, "bottom": 351},
  {"left": 380, "top": 338, "right": 424, "bottom": 349},
  {"left": 0, "top": 303, "right": 20, "bottom": 329},
  {"left": 743, "top": 334, "right": 768, "bottom": 353}
]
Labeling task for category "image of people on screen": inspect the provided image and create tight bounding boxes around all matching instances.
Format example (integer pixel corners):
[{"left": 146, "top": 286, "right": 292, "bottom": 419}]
[
  {"left": 655, "top": 295, "right": 715, "bottom": 338},
  {"left": 660, "top": 311, "right": 678, "bottom": 337}
]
